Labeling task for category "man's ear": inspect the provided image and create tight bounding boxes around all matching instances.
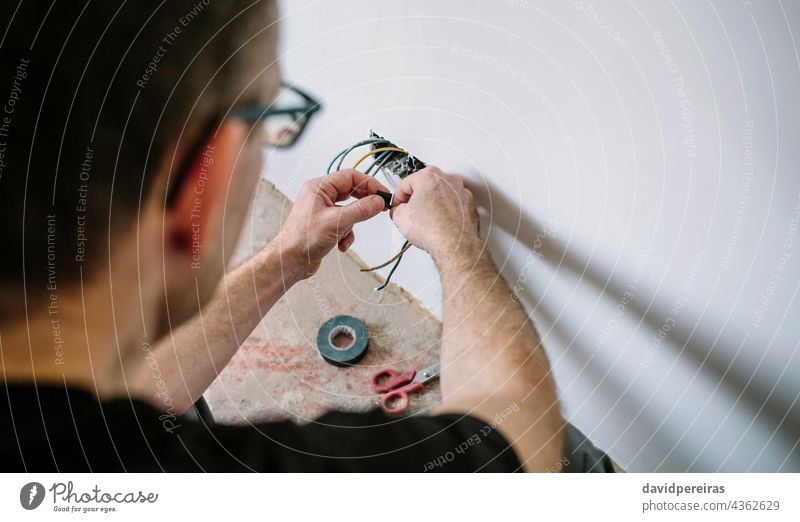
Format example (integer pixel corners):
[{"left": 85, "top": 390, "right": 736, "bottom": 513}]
[{"left": 164, "top": 119, "right": 248, "bottom": 270}]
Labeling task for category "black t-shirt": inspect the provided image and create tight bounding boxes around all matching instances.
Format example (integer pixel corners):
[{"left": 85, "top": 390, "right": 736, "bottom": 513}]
[{"left": 0, "top": 384, "right": 521, "bottom": 472}]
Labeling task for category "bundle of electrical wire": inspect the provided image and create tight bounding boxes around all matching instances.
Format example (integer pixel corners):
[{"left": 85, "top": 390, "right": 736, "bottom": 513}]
[{"left": 326, "top": 137, "right": 413, "bottom": 291}]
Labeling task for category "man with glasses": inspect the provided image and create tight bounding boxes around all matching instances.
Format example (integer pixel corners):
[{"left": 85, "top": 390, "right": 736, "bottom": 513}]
[{"left": 0, "top": 1, "right": 564, "bottom": 472}]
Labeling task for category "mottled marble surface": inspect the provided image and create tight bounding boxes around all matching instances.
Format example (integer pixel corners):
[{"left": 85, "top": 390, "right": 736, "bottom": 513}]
[{"left": 204, "top": 180, "right": 442, "bottom": 424}]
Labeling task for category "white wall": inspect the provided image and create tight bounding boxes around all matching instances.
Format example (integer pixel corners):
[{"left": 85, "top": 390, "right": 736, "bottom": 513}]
[{"left": 264, "top": 0, "right": 800, "bottom": 471}]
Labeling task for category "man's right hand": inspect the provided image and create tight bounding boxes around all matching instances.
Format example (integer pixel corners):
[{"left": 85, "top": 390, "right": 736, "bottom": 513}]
[{"left": 389, "top": 167, "right": 480, "bottom": 262}]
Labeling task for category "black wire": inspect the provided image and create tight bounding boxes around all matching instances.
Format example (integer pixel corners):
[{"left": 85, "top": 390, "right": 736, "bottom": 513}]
[
  {"left": 326, "top": 139, "right": 413, "bottom": 291},
  {"left": 375, "top": 240, "right": 410, "bottom": 291}
]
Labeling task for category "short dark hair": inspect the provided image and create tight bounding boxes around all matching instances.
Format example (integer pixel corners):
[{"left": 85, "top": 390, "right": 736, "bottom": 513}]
[{"left": 0, "top": 0, "right": 278, "bottom": 318}]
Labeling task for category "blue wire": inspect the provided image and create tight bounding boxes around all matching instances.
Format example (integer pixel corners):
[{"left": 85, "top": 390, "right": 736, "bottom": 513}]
[
  {"left": 325, "top": 139, "right": 411, "bottom": 291},
  {"left": 327, "top": 139, "right": 390, "bottom": 174},
  {"left": 326, "top": 148, "right": 350, "bottom": 174},
  {"left": 375, "top": 240, "right": 410, "bottom": 291},
  {"left": 365, "top": 150, "right": 393, "bottom": 175},
  {"left": 333, "top": 138, "right": 391, "bottom": 172}
]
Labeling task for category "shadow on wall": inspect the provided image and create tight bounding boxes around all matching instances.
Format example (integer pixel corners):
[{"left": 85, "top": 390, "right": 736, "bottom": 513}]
[{"left": 469, "top": 179, "right": 799, "bottom": 458}]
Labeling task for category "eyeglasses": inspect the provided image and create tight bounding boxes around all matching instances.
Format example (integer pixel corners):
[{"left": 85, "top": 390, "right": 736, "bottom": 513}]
[
  {"left": 166, "top": 82, "right": 321, "bottom": 205},
  {"left": 231, "top": 82, "right": 322, "bottom": 148}
]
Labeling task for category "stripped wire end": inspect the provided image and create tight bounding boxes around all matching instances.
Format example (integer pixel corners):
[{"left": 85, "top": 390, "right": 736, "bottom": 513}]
[{"left": 327, "top": 132, "right": 425, "bottom": 290}]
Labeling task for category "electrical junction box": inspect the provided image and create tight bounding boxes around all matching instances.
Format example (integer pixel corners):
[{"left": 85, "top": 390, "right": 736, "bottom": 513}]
[{"left": 369, "top": 131, "right": 427, "bottom": 180}]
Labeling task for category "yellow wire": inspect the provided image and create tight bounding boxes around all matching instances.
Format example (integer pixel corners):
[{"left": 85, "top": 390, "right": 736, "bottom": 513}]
[
  {"left": 360, "top": 242, "right": 412, "bottom": 272},
  {"left": 351, "top": 146, "right": 405, "bottom": 170},
  {"left": 352, "top": 146, "right": 410, "bottom": 274}
]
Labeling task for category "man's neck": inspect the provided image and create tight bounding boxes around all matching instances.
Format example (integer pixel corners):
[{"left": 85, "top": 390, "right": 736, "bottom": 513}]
[{"left": 0, "top": 293, "right": 141, "bottom": 398}]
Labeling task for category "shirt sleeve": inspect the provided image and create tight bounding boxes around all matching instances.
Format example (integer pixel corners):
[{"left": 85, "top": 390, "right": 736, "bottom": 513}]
[{"left": 193, "top": 408, "right": 522, "bottom": 472}]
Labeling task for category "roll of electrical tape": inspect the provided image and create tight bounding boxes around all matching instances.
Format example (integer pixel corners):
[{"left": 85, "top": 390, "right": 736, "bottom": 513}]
[{"left": 316, "top": 315, "right": 369, "bottom": 367}]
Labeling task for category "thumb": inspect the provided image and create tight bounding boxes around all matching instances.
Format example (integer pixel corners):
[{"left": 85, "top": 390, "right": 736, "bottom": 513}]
[
  {"left": 336, "top": 195, "right": 385, "bottom": 226},
  {"left": 389, "top": 203, "right": 411, "bottom": 235}
]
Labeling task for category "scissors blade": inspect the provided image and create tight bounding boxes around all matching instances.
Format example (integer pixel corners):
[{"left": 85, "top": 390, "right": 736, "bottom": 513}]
[{"left": 413, "top": 362, "right": 441, "bottom": 384}]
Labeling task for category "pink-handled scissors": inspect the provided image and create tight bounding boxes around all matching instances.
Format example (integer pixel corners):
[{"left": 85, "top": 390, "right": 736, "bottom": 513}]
[{"left": 370, "top": 362, "right": 441, "bottom": 415}]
